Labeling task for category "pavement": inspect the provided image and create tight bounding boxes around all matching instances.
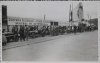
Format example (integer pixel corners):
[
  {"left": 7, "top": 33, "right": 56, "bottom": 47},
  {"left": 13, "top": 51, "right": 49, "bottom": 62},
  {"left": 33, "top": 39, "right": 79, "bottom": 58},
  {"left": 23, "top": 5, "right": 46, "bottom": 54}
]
[{"left": 2, "top": 30, "right": 98, "bottom": 61}]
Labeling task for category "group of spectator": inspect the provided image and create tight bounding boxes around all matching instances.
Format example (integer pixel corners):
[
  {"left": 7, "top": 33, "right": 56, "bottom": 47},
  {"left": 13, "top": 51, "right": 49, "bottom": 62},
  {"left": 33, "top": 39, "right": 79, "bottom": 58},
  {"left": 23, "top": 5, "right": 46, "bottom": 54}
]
[
  {"left": 2, "top": 22, "right": 97, "bottom": 45},
  {"left": 12, "top": 25, "right": 29, "bottom": 42}
]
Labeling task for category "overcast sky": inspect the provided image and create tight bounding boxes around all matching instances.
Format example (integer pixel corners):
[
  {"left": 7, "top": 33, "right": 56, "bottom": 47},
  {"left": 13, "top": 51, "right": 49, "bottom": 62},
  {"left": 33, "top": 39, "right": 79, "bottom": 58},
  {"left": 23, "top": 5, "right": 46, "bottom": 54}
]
[{"left": 1, "top": 1, "right": 98, "bottom": 22}]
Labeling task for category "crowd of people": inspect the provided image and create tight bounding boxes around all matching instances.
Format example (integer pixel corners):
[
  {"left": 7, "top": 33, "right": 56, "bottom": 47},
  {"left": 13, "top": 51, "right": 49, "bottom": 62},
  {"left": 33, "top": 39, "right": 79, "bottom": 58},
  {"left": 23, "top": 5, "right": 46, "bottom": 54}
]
[
  {"left": 2, "top": 22, "right": 97, "bottom": 45},
  {"left": 11, "top": 23, "right": 97, "bottom": 42}
]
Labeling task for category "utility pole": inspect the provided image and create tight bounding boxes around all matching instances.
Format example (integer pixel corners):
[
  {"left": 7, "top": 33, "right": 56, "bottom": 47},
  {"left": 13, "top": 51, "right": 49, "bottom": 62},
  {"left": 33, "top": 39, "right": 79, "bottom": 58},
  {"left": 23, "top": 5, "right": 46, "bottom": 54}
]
[
  {"left": 44, "top": 14, "right": 46, "bottom": 21},
  {"left": 71, "top": 3, "right": 73, "bottom": 26},
  {"left": 90, "top": 16, "right": 91, "bottom": 26},
  {"left": 87, "top": 14, "right": 91, "bottom": 26},
  {"left": 69, "top": 4, "right": 71, "bottom": 23},
  {"left": 42, "top": 14, "right": 46, "bottom": 26}
]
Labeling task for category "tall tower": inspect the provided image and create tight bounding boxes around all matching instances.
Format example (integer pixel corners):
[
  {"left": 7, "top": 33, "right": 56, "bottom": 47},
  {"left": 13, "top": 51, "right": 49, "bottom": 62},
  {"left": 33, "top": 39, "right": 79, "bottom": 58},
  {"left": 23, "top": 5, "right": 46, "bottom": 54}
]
[
  {"left": 2, "top": 5, "right": 8, "bottom": 32},
  {"left": 69, "top": 4, "right": 73, "bottom": 26},
  {"left": 69, "top": 4, "right": 73, "bottom": 22}
]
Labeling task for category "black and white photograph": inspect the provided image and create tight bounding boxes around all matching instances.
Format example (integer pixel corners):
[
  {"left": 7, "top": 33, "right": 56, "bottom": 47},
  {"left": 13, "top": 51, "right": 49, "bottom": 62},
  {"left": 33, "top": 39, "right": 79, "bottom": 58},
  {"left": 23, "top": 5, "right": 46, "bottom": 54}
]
[{"left": 1, "top": 1, "right": 98, "bottom": 61}]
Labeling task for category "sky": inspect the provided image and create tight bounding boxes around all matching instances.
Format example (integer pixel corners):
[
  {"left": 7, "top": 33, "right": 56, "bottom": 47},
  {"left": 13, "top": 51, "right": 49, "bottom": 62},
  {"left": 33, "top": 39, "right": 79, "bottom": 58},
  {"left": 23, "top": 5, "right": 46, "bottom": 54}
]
[{"left": 1, "top": 1, "right": 98, "bottom": 22}]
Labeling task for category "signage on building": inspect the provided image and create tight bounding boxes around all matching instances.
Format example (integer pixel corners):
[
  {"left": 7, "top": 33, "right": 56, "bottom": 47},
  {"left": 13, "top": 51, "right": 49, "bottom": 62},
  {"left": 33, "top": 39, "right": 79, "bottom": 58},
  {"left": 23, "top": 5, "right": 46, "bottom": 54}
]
[{"left": 7, "top": 17, "right": 43, "bottom": 25}]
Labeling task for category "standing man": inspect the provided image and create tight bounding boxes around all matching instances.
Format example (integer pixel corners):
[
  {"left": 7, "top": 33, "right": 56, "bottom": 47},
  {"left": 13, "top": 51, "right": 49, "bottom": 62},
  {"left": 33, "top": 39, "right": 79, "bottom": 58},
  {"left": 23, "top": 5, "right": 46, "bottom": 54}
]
[
  {"left": 19, "top": 25, "right": 25, "bottom": 41},
  {"left": 25, "top": 25, "right": 29, "bottom": 41},
  {"left": 12, "top": 25, "right": 18, "bottom": 42},
  {"left": 74, "top": 25, "right": 77, "bottom": 34}
]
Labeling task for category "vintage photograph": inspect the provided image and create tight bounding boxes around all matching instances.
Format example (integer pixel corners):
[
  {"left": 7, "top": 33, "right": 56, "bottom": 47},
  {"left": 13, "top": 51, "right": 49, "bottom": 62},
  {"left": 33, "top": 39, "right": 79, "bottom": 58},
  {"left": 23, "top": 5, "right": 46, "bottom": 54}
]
[{"left": 1, "top": 1, "right": 98, "bottom": 61}]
